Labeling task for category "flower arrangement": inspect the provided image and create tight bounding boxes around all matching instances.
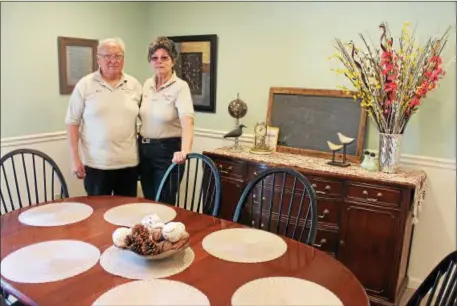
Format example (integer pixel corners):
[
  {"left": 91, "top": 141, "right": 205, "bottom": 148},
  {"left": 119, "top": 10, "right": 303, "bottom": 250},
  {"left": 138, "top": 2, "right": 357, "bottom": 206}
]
[{"left": 330, "top": 22, "right": 452, "bottom": 134}]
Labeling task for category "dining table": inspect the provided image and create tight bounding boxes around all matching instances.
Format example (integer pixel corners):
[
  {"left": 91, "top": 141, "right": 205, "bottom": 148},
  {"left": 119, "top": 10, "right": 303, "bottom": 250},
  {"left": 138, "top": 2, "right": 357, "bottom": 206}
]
[{"left": 1, "top": 195, "right": 369, "bottom": 305}]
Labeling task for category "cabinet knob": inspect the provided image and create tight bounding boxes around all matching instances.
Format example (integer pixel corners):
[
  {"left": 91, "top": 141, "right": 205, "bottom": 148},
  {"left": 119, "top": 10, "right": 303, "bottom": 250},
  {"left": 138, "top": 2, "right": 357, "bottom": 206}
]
[
  {"left": 377, "top": 192, "right": 383, "bottom": 197},
  {"left": 324, "top": 185, "right": 331, "bottom": 191},
  {"left": 312, "top": 183, "right": 317, "bottom": 189},
  {"left": 313, "top": 238, "right": 327, "bottom": 248},
  {"left": 339, "top": 240, "right": 345, "bottom": 246},
  {"left": 362, "top": 190, "right": 368, "bottom": 196},
  {"left": 318, "top": 209, "right": 330, "bottom": 219}
]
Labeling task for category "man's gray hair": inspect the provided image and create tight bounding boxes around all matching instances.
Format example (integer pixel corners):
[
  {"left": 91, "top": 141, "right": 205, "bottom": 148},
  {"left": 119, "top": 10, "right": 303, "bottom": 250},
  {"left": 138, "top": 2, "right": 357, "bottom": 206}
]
[{"left": 98, "top": 37, "right": 126, "bottom": 54}]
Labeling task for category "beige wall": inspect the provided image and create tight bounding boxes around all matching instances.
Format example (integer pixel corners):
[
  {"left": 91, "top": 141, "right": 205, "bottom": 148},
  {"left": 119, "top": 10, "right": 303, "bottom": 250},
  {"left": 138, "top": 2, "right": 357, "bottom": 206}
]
[
  {"left": 1, "top": 2, "right": 150, "bottom": 138},
  {"left": 147, "top": 2, "right": 456, "bottom": 159}
]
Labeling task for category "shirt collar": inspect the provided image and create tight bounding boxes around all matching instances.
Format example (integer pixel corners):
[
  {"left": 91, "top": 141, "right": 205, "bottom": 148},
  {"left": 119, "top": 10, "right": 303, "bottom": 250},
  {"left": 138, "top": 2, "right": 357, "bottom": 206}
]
[
  {"left": 94, "top": 68, "right": 127, "bottom": 85},
  {"left": 152, "top": 72, "right": 177, "bottom": 91}
]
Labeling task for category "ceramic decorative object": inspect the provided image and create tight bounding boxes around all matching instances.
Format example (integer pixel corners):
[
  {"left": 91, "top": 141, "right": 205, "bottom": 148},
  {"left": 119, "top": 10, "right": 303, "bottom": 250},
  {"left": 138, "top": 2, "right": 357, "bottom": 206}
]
[{"left": 326, "top": 132, "right": 355, "bottom": 167}]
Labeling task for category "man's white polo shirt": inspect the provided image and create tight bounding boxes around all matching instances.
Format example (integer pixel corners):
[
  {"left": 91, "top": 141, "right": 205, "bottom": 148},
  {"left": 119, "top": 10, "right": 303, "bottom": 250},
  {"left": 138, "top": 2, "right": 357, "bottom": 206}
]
[{"left": 65, "top": 70, "right": 142, "bottom": 170}]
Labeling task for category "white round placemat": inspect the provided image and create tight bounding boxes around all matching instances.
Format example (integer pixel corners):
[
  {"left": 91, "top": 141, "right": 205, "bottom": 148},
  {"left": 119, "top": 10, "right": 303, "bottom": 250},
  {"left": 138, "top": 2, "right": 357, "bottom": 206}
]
[
  {"left": 202, "top": 228, "right": 287, "bottom": 263},
  {"left": 18, "top": 202, "right": 93, "bottom": 227},
  {"left": 103, "top": 203, "right": 176, "bottom": 227},
  {"left": 93, "top": 279, "right": 210, "bottom": 306},
  {"left": 231, "top": 277, "right": 343, "bottom": 306},
  {"left": 99, "top": 245, "right": 194, "bottom": 279},
  {"left": 1, "top": 240, "right": 100, "bottom": 283}
]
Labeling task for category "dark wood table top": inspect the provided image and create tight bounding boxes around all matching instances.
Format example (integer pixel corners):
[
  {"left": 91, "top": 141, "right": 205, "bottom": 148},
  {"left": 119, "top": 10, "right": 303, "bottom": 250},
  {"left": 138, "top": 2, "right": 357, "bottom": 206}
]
[{"left": 1, "top": 196, "right": 369, "bottom": 306}]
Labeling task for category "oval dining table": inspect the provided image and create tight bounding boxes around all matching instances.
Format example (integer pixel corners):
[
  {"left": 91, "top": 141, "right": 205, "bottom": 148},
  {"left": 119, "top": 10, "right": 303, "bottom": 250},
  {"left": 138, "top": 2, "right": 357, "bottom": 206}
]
[{"left": 1, "top": 196, "right": 369, "bottom": 306}]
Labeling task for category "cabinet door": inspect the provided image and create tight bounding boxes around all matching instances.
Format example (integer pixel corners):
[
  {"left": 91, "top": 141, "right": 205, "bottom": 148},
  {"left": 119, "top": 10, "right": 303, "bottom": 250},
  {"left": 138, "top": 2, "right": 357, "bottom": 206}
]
[
  {"left": 218, "top": 177, "right": 244, "bottom": 221},
  {"left": 338, "top": 203, "right": 399, "bottom": 301}
]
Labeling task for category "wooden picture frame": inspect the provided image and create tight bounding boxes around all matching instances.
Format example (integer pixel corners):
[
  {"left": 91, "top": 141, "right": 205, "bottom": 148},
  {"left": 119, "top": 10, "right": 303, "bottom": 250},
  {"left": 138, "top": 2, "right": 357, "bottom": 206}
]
[
  {"left": 266, "top": 87, "right": 367, "bottom": 162},
  {"left": 167, "top": 34, "right": 218, "bottom": 113},
  {"left": 266, "top": 126, "right": 280, "bottom": 152},
  {"left": 58, "top": 37, "right": 98, "bottom": 94}
]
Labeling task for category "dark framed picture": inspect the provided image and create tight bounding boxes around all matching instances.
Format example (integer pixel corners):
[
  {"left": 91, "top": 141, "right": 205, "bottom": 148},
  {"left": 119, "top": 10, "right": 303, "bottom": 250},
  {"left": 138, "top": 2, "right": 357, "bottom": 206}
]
[
  {"left": 57, "top": 36, "right": 98, "bottom": 94},
  {"left": 167, "top": 34, "right": 218, "bottom": 113}
]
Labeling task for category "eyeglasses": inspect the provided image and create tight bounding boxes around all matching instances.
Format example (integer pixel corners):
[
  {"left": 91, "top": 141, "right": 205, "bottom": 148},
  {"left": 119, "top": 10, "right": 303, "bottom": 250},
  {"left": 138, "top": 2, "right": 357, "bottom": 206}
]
[
  {"left": 150, "top": 55, "right": 170, "bottom": 62},
  {"left": 98, "top": 54, "right": 124, "bottom": 61}
]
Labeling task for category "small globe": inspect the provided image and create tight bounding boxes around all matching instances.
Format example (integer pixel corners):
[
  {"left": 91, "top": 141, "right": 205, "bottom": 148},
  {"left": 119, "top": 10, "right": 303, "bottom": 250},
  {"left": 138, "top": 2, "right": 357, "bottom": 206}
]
[{"left": 228, "top": 96, "right": 248, "bottom": 119}]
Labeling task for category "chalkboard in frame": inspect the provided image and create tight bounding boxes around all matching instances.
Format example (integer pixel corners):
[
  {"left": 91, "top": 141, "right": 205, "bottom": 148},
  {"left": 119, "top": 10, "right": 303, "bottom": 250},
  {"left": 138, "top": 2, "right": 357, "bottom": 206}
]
[{"left": 266, "top": 87, "right": 367, "bottom": 162}]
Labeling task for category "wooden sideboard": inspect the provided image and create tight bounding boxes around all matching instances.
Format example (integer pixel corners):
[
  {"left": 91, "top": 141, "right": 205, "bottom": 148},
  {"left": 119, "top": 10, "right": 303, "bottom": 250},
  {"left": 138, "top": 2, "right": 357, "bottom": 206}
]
[{"left": 203, "top": 147, "right": 427, "bottom": 306}]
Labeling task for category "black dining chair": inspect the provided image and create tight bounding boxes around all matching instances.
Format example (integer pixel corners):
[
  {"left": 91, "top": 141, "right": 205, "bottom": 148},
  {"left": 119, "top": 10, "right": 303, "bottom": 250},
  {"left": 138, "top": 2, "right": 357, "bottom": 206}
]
[
  {"left": 406, "top": 250, "right": 457, "bottom": 306},
  {"left": 0, "top": 148, "right": 69, "bottom": 214},
  {"left": 155, "top": 153, "right": 221, "bottom": 216},
  {"left": 233, "top": 167, "right": 318, "bottom": 245}
]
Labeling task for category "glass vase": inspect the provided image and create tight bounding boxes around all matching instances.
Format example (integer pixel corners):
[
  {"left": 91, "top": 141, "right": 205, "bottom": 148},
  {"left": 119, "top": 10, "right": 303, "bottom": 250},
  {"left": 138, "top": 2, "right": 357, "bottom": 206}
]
[{"left": 378, "top": 133, "right": 403, "bottom": 174}]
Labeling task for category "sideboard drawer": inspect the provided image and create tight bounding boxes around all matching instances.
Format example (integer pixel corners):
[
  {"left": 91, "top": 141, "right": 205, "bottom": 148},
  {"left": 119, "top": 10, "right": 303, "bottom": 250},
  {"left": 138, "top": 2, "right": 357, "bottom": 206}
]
[
  {"left": 346, "top": 182, "right": 402, "bottom": 207},
  {"left": 215, "top": 160, "right": 246, "bottom": 179},
  {"left": 312, "top": 228, "right": 339, "bottom": 254},
  {"left": 308, "top": 177, "right": 344, "bottom": 197}
]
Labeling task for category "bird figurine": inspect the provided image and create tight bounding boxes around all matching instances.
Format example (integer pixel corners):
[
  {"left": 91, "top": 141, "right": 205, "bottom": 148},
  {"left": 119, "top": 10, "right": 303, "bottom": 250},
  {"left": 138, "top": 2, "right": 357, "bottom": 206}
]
[
  {"left": 327, "top": 141, "right": 344, "bottom": 151},
  {"left": 337, "top": 132, "right": 355, "bottom": 145},
  {"left": 224, "top": 124, "right": 247, "bottom": 152},
  {"left": 224, "top": 124, "right": 247, "bottom": 138}
]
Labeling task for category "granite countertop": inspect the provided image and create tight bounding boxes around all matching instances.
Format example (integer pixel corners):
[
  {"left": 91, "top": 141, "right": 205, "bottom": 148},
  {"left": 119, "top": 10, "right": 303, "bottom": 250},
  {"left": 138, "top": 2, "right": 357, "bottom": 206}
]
[{"left": 205, "top": 146, "right": 428, "bottom": 224}]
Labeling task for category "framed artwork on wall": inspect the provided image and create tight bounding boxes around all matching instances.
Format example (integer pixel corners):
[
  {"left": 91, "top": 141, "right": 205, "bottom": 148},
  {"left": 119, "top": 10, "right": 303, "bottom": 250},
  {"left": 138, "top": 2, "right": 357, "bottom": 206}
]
[
  {"left": 167, "top": 34, "right": 218, "bottom": 113},
  {"left": 57, "top": 36, "right": 98, "bottom": 94}
]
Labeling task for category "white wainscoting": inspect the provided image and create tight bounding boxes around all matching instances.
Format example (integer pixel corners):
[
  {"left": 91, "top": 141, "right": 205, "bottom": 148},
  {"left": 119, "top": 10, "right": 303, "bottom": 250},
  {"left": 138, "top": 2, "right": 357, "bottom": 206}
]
[{"left": 1, "top": 128, "right": 455, "bottom": 289}]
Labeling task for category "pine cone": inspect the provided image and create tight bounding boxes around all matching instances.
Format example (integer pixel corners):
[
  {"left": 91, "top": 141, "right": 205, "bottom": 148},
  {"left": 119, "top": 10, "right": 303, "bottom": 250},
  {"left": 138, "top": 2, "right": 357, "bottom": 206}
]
[
  {"left": 141, "top": 240, "right": 159, "bottom": 256},
  {"left": 129, "top": 236, "right": 144, "bottom": 254},
  {"left": 124, "top": 234, "right": 135, "bottom": 248},
  {"left": 132, "top": 224, "right": 149, "bottom": 240}
]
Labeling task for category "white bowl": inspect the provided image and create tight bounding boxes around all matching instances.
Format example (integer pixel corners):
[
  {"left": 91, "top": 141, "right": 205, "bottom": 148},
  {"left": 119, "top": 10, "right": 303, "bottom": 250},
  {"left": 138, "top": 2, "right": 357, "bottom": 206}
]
[{"left": 128, "top": 242, "right": 190, "bottom": 261}]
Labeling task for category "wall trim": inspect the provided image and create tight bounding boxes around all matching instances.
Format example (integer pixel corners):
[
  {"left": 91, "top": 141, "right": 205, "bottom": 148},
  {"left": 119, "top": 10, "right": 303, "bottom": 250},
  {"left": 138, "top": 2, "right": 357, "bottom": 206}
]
[
  {"left": 1, "top": 131, "right": 67, "bottom": 147},
  {"left": 2, "top": 128, "right": 455, "bottom": 170}
]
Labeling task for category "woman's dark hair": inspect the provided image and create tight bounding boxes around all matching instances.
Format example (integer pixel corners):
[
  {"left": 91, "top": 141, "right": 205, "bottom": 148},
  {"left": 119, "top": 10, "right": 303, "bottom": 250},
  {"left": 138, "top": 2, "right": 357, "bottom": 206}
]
[{"left": 147, "top": 36, "right": 178, "bottom": 62}]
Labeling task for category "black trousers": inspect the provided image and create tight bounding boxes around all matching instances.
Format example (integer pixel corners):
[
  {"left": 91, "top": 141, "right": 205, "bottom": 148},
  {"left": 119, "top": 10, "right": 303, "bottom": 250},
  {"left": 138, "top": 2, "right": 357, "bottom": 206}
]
[
  {"left": 83, "top": 166, "right": 138, "bottom": 197},
  {"left": 138, "top": 137, "right": 184, "bottom": 204}
]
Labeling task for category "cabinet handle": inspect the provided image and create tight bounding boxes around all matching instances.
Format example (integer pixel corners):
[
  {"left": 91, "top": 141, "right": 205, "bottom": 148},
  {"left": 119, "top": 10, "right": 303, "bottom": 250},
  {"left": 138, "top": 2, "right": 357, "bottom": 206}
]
[
  {"left": 313, "top": 238, "right": 327, "bottom": 248},
  {"left": 316, "top": 190, "right": 326, "bottom": 195},
  {"left": 318, "top": 209, "right": 330, "bottom": 219},
  {"left": 362, "top": 189, "right": 379, "bottom": 202},
  {"left": 220, "top": 170, "right": 229, "bottom": 174}
]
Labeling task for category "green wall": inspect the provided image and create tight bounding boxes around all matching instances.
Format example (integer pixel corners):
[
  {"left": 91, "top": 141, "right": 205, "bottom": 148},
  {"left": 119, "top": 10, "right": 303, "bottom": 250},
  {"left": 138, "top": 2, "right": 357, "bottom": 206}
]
[
  {"left": 1, "top": 2, "right": 455, "bottom": 159},
  {"left": 148, "top": 2, "right": 456, "bottom": 159},
  {"left": 1, "top": 2, "right": 150, "bottom": 138}
]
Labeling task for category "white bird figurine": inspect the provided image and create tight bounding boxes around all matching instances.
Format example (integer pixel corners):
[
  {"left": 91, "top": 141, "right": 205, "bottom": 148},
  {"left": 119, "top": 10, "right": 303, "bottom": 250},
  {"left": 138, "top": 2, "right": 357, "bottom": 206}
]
[
  {"left": 337, "top": 132, "right": 355, "bottom": 145},
  {"left": 327, "top": 141, "right": 344, "bottom": 151}
]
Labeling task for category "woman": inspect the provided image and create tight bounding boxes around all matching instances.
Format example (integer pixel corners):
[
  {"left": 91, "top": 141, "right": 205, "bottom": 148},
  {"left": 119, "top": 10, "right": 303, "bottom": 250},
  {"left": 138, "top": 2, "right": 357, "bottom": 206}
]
[
  {"left": 66, "top": 37, "right": 142, "bottom": 197},
  {"left": 138, "top": 36, "right": 195, "bottom": 204}
]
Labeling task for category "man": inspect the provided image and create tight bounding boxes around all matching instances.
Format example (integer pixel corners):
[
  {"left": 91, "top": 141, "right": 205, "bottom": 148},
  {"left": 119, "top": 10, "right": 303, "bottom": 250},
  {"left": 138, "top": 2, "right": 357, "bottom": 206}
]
[{"left": 65, "top": 37, "right": 142, "bottom": 196}]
